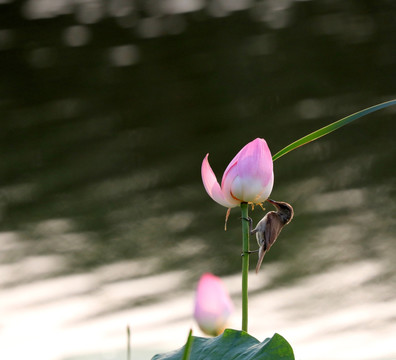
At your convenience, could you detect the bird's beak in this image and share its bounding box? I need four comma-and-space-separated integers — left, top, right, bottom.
266, 198, 280, 209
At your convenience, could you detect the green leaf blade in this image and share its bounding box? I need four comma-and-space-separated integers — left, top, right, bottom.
272, 99, 396, 161
152, 329, 294, 360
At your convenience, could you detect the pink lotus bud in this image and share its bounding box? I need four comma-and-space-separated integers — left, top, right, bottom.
201, 138, 274, 208
193, 273, 233, 336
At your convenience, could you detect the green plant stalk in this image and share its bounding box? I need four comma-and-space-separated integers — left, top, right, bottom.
241, 202, 249, 332
182, 329, 193, 360
127, 325, 131, 360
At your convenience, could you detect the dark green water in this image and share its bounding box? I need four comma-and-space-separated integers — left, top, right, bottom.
0, 1, 395, 359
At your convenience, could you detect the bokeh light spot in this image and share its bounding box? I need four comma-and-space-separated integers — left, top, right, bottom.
63, 25, 91, 47
108, 45, 140, 66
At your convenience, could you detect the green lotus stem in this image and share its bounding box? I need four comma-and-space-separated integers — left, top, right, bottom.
241, 202, 249, 332
182, 329, 193, 360
127, 325, 131, 360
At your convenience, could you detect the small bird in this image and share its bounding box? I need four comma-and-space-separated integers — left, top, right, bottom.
243, 199, 294, 273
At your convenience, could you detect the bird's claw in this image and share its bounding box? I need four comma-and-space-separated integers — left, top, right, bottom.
240, 249, 259, 257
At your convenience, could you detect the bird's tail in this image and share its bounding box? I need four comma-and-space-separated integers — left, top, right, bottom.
255, 246, 266, 273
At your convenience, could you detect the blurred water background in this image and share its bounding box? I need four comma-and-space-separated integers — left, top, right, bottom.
0, 0, 396, 359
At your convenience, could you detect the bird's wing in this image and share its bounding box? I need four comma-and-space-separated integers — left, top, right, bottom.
265, 212, 284, 250
255, 212, 283, 273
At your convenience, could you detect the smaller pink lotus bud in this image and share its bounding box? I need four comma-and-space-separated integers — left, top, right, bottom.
193, 273, 233, 336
